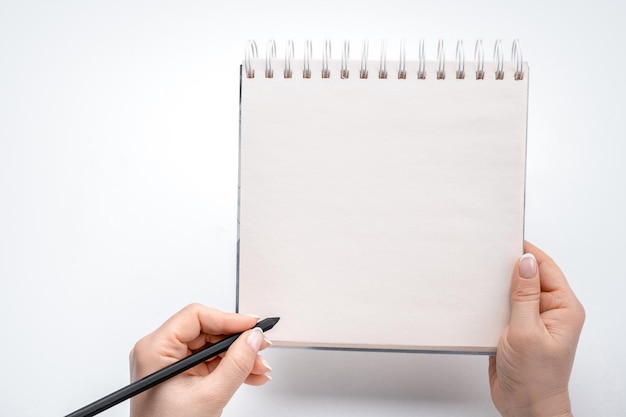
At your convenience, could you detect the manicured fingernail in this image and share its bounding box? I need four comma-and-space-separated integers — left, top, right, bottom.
264, 336, 273, 346
519, 253, 537, 279
244, 313, 261, 319
261, 356, 273, 371
247, 327, 263, 352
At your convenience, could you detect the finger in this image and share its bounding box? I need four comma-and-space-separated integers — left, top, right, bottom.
244, 373, 272, 386
203, 328, 265, 405
509, 252, 543, 329
540, 291, 560, 314
523, 241, 571, 293
259, 334, 273, 351
488, 355, 497, 388
155, 304, 259, 345
524, 241, 586, 335
187, 333, 210, 351
524, 241, 584, 312
188, 328, 272, 357
250, 355, 272, 375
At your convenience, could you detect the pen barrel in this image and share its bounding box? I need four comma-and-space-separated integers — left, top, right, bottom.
64, 318, 278, 417
64, 333, 240, 417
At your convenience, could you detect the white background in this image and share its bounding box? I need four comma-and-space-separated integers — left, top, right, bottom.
1, 1, 624, 416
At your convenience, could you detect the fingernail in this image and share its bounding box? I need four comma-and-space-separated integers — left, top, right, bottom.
247, 327, 263, 352
264, 336, 273, 346
519, 253, 537, 279
261, 356, 273, 372
243, 313, 261, 319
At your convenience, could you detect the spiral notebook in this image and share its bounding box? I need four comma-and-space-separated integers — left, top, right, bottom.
237, 39, 528, 354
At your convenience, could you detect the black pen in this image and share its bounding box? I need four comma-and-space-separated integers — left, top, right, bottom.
65, 317, 280, 417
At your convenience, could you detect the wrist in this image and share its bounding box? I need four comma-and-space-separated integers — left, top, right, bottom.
501, 410, 573, 417
529, 393, 572, 417
506, 412, 573, 417
500, 392, 572, 417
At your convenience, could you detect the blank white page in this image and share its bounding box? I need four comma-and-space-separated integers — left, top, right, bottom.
238, 58, 528, 353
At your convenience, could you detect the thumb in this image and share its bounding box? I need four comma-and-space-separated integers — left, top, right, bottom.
509, 253, 542, 328
206, 328, 263, 406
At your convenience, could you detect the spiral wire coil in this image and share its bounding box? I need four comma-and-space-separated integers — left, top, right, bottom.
245, 39, 525, 81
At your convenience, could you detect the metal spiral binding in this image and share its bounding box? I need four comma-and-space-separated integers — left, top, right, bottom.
494, 39, 504, 80
437, 39, 446, 80
398, 38, 407, 79
475, 39, 485, 80
341, 40, 350, 79
456, 40, 465, 79
418, 39, 426, 79
360, 40, 369, 79
244, 40, 258, 78
379, 39, 388, 79
303, 40, 312, 79
265, 40, 276, 78
512, 39, 524, 80
322, 40, 331, 79
245, 39, 525, 81
284, 40, 294, 79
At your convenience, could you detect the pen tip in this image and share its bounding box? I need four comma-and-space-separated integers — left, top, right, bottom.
258, 317, 280, 331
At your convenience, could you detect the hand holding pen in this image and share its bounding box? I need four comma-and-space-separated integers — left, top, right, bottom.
129, 304, 274, 417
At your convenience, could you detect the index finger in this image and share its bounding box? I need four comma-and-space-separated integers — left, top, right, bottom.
156, 304, 259, 345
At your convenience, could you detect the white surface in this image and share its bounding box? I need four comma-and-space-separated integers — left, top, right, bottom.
0, 1, 624, 416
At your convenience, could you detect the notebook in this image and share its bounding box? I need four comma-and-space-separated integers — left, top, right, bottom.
237, 39, 528, 354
